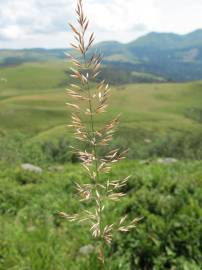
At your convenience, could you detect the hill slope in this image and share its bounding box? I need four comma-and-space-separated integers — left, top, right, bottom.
0, 61, 202, 134
0, 61, 202, 161
1, 30, 202, 81
103, 29, 202, 81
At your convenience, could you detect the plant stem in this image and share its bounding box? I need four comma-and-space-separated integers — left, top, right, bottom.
82, 44, 104, 262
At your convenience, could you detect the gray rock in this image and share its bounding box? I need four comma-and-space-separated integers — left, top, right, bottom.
144, 138, 152, 144
139, 159, 151, 165
48, 165, 63, 172
157, 158, 178, 164
79, 244, 94, 255
21, 163, 43, 173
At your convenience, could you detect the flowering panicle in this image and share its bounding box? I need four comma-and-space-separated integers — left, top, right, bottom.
59, 0, 141, 264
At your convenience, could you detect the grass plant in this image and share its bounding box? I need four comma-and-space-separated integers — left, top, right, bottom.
59, 0, 140, 265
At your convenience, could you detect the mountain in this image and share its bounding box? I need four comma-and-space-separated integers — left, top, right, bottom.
128, 29, 202, 49
0, 48, 66, 65
100, 29, 202, 81
1, 29, 202, 82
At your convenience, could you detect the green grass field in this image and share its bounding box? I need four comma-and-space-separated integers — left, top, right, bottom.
1, 61, 202, 136
1, 61, 202, 160
1, 160, 202, 270
0, 61, 202, 269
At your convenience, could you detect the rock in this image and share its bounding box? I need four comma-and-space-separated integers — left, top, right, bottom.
139, 159, 151, 165
144, 138, 152, 144
157, 158, 178, 164
21, 163, 43, 173
48, 165, 63, 172
79, 244, 94, 256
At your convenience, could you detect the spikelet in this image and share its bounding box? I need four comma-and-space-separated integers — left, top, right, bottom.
60, 0, 141, 265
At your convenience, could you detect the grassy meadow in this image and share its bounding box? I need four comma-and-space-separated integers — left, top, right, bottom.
1, 61, 202, 135
0, 61, 202, 269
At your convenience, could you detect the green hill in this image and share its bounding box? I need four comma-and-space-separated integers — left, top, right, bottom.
0, 62, 202, 162
1, 29, 202, 81
104, 29, 202, 81
128, 29, 202, 49
0, 61, 202, 135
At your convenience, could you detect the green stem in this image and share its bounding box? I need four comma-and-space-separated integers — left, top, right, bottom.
83, 52, 102, 233
79, 21, 105, 264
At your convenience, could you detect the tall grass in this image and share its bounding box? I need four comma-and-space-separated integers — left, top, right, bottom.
59, 0, 140, 266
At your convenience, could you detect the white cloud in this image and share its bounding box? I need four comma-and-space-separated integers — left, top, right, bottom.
86, 0, 158, 31
152, 0, 202, 33
0, 0, 201, 48
0, 25, 24, 40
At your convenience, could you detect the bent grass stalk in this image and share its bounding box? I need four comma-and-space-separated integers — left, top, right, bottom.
59, 0, 141, 265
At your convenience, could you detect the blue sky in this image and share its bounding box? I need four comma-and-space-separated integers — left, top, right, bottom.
0, 0, 201, 49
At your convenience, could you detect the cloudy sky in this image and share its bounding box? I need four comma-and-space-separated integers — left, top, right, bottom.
0, 0, 201, 49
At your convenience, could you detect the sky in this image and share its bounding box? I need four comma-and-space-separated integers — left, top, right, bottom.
0, 0, 202, 49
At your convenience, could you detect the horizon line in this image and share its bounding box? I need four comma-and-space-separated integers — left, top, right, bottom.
0, 28, 202, 50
